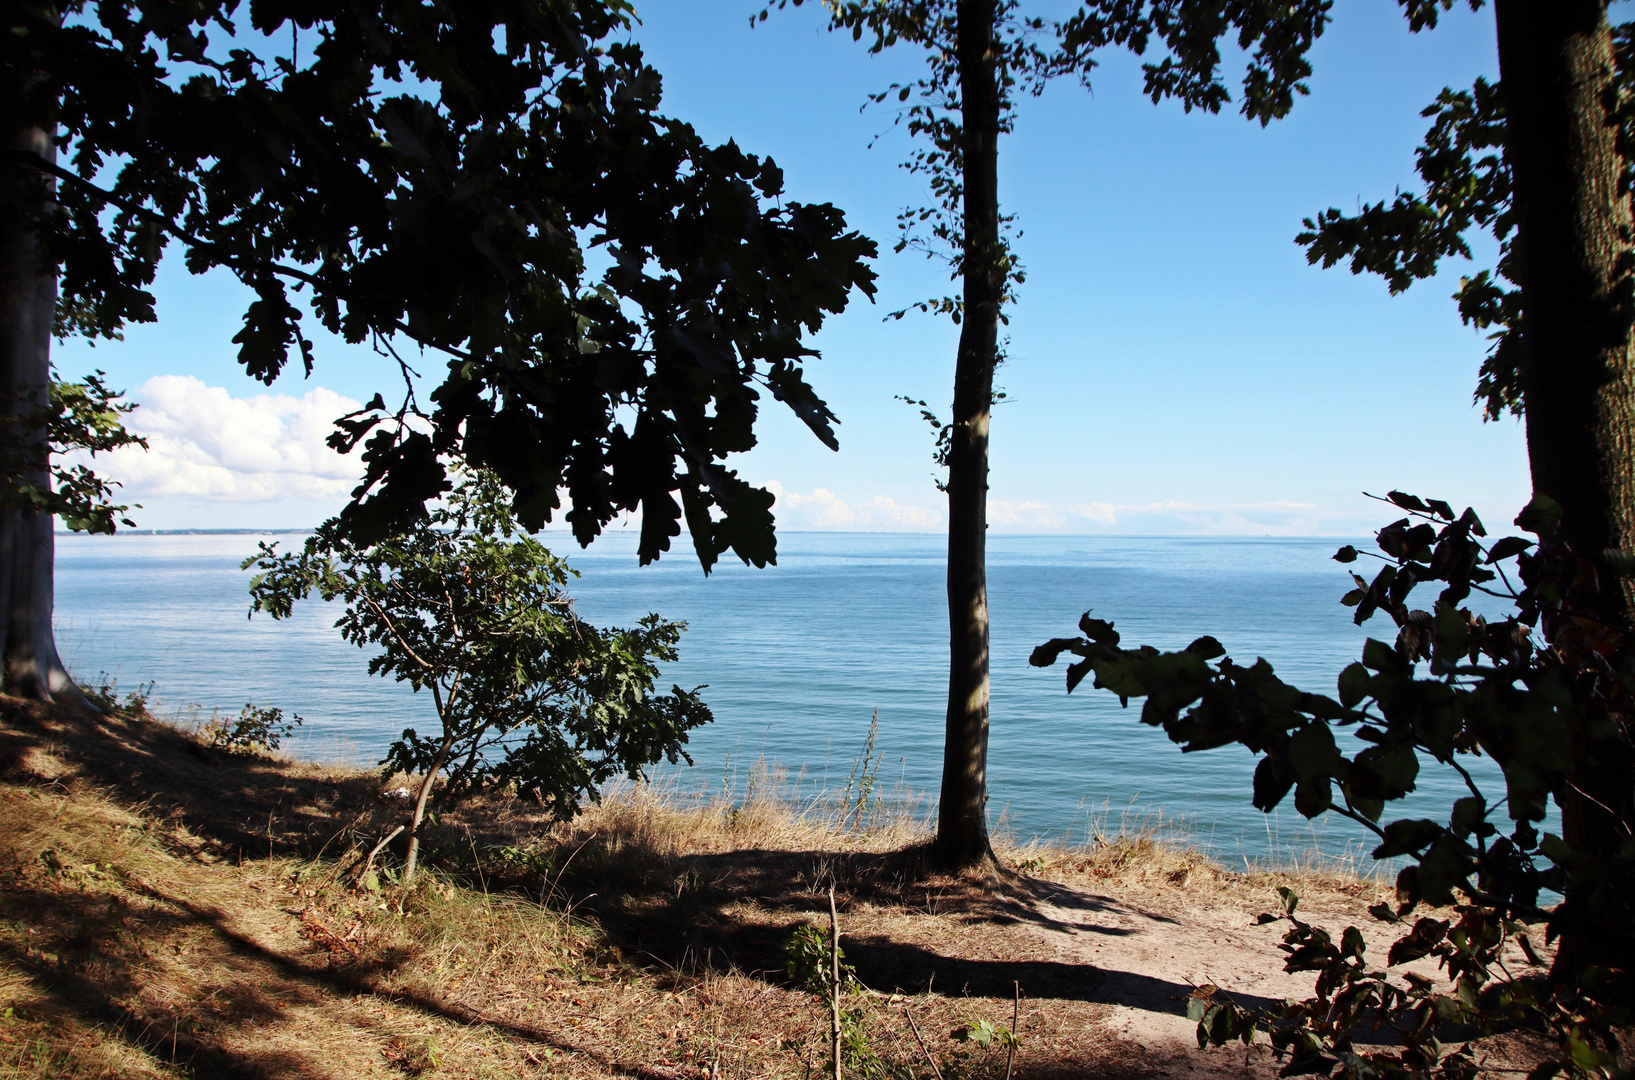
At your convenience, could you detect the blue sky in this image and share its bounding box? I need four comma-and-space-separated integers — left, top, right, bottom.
56, 0, 1531, 538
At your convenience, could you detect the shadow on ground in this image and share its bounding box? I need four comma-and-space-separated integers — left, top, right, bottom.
0, 695, 1275, 1079
0, 695, 1243, 1017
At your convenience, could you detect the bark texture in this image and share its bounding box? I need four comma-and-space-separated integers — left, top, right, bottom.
933, 0, 1003, 869
1494, 0, 1635, 977
0, 118, 77, 704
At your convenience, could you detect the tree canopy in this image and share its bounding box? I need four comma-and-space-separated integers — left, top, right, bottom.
4, 0, 878, 570
1297, 6, 1635, 423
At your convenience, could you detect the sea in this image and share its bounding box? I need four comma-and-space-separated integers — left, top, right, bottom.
52, 530, 1520, 868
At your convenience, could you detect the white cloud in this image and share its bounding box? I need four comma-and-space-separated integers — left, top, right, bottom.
82, 378, 1357, 537
1067, 502, 1119, 526
757, 484, 1350, 535
98, 376, 365, 502
990, 499, 1071, 529
1001, 497, 1334, 535
766, 483, 944, 531
1080, 499, 1329, 535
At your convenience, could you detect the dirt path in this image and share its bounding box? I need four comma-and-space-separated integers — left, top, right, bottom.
1008, 870, 1549, 1079
1016, 881, 1312, 1077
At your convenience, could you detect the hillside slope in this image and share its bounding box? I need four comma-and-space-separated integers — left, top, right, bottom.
0, 694, 1545, 1079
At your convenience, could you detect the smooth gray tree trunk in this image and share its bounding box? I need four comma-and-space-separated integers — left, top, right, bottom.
1, 118, 81, 705
401, 734, 455, 886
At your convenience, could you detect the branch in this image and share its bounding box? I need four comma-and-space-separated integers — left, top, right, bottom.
1331, 802, 1389, 842
905, 1008, 945, 1080
442, 661, 466, 721
1565, 782, 1632, 836
1458, 879, 1550, 925
356, 590, 438, 673
355, 824, 405, 882
1446, 756, 1486, 804
441, 582, 463, 649
11, 148, 321, 285
368, 329, 425, 415
6, 148, 479, 366
452, 721, 504, 783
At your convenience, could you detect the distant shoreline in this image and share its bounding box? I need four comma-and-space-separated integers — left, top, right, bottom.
59, 528, 1369, 540
55, 528, 317, 536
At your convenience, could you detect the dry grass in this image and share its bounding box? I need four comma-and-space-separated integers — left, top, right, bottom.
0, 691, 1414, 1080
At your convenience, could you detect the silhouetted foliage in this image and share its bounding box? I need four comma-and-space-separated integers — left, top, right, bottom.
1035, 492, 1635, 1076
5, 0, 877, 569
1296, 4, 1635, 422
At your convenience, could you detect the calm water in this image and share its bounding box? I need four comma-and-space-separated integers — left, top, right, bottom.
53, 531, 1512, 864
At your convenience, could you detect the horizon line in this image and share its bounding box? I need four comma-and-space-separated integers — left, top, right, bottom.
59, 527, 1372, 541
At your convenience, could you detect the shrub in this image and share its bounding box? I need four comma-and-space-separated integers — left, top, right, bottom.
198, 703, 302, 755
245, 469, 713, 884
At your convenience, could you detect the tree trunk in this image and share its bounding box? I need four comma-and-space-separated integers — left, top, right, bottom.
933, 0, 1003, 870
1493, 0, 1635, 978
402, 735, 455, 886
0, 113, 80, 705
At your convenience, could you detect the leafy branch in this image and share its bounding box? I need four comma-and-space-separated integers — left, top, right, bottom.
1034, 490, 1635, 1076
0, 371, 146, 533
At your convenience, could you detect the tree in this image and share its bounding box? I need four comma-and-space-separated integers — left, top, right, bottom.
1297, 0, 1635, 976
245, 471, 712, 885
760, 0, 1331, 868
0, 365, 144, 701
1, 0, 877, 700
1033, 493, 1635, 1074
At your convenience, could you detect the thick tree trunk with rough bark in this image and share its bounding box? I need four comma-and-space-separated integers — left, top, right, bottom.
1494, 0, 1635, 978
0, 118, 79, 705
933, 0, 1003, 870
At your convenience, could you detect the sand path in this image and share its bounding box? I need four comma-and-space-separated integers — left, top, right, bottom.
1010, 878, 1378, 1077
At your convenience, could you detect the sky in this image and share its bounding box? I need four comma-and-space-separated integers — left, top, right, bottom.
54, 0, 1531, 540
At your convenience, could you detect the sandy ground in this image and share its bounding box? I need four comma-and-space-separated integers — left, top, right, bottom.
1025, 883, 1303, 1076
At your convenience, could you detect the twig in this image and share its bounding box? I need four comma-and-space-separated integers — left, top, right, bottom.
467, 829, 490, 900
311, 809, 371, 867
905, 1007, 945, 1080
542, 837, 596, 908
1566, 782, 1632, 835
358, 825, 405, 882
830, 884, 842, 1080
1004, 981, 1020, 1080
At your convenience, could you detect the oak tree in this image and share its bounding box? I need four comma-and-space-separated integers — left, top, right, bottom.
246, 471, 712, 885
1, 0, 876, 700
